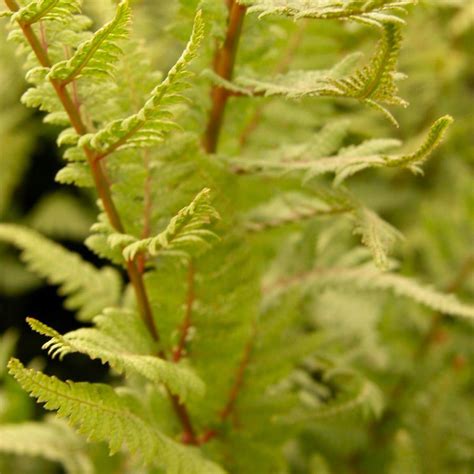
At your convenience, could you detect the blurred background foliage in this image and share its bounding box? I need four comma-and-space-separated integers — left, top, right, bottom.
0, 0, 473, 472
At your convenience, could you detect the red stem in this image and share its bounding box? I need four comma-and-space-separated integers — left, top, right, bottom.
173, 262, 195, 362
5, 1, 159, 342
202, 0, 247, 153
219, 326, 256, 422
4, 0, 201, 438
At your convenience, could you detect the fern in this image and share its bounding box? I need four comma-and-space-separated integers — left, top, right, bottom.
230, 115, 453, 184
79, 10, 205, 156
282, 375, 384, 423
121, 188, 220, 261
352, 207, 403, 270
269, 263, 474, 320
241, 0, 414, 26
48, 0, 131, 84
12, 0, 81, 25
2, 0, 473, 473
226, 22, 407, 124
27, 314, 205, 403
0, 420, 93, 474
8, 359, 224, 474
0, 224, 122, 320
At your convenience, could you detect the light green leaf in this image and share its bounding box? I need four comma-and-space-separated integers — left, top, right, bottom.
48, 1, 131, 84
122, 188, 220, 262
28, 313, 206, 403
0, 224, 122, 320
8, 359, 225, 473
0, 420, 93, 474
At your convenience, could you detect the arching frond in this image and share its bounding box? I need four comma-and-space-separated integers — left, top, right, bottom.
229, 116, 453, 185
8, 359, 225, 474
271, 264, 474, 320
48, 1, 131, 84
121, 188, 220, 262
79, 10, 205, 156
0, 224, 122, 320
12, 0, 81, 25
0, 420, 93, 474
242, 0, 414, 26
218, 23, 406, 124
28, 313, 205, 403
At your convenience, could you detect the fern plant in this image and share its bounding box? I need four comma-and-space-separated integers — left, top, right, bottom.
1, 0, 473, 472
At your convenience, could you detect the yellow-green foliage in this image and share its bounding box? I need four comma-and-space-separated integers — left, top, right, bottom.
0, 0, 472, 473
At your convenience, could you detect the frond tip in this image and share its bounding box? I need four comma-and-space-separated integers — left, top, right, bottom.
229, 116, 453, 185
12, 0, 81, 25
384, 115, 454, 174
80, 10, 205, 156
121, 188, 220, 262
27, 314, 206, 403
48, 0, 132, 84
217, 22, 407, 124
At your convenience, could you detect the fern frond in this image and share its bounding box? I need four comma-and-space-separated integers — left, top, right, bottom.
284, 378, 383, 422
0, 420, 93, 474
243, 191, 352, 232
121, 188, 220, 262
55, 162, 93, 187
276, 265, 474, 320
230, 116, 453, 185
384, 115, 454, 173
352, 207, 403, 270
27, 314, 205, 403
48, 1, 131, 84
0, 224, 122, 320
242, 0, 414, 26
8, 359, 224, 473
13, 0, 81, 25
80, 10, 205, 156
227, 22, 406, 123
329, 21, 407, 124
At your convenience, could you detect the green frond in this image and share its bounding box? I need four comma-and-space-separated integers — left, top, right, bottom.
55, 162, 93, 187
13, 0, 81, 25
7, 359, 224, 473
283, 378, 383, 423
230, 116, 452, 185
80, 10, 205, 155
48, 1, 131, 84
329, 21, 407, 123
0, 420, 93, 474
385, 115, 454, 173
0, 224, 122, 320
121, 188, 220, 262
27, 313, 205, 403
352, 207, 403, 270
279, 265, 474, 320
243, 192, 352, 232
242, 0, 414, 25
226, 22, 406, 123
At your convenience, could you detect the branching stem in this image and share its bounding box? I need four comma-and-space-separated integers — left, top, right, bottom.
5, 0, 159, 343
